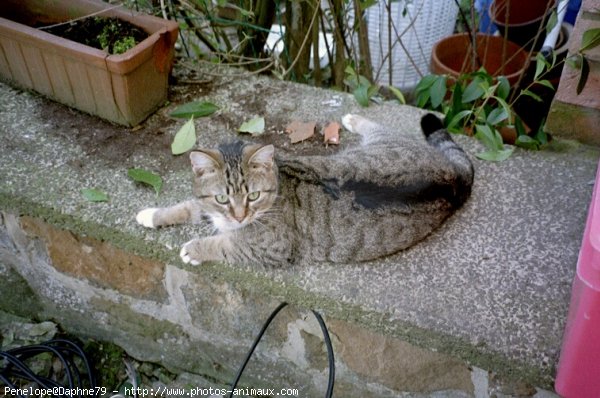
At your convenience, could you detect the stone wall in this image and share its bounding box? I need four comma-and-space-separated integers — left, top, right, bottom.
0, 212, 477, 397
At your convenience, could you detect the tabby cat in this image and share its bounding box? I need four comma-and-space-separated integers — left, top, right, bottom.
136, 113, 473, 267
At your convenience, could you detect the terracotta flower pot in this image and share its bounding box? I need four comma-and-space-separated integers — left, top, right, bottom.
0, 0, 179, 126
490, 0, 554, 50
430, 33, 529, 86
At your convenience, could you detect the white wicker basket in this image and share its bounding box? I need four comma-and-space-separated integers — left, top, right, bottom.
361, 0, 459, 91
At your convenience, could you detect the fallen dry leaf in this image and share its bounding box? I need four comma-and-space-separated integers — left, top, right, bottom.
286, 120, 316, 144
323, 122, 340, 145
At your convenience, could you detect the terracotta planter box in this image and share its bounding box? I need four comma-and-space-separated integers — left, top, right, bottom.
0, 0, 178, 126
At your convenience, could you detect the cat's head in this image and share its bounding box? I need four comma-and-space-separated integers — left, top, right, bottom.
189, 142, 278, 232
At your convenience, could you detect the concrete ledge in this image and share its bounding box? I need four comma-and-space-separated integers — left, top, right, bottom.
1, 67, 598, 395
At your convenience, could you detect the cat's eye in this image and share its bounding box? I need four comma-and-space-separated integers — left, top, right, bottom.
247, 191, 260, 201
215, 194, 229, 204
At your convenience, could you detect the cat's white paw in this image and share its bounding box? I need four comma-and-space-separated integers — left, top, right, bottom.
136, 208, 158, 228
341, 114, 358, 133
180, 241, 200, 265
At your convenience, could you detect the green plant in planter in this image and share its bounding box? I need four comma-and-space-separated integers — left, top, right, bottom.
414, 54, 556, 161
96, 17, 140, 55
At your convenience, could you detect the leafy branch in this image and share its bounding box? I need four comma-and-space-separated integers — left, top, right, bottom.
414, 60, 555, 161
566, 28, 600, 94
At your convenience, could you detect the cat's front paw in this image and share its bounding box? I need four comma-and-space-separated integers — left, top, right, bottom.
180, 240, 201, 265
136, 208, 159, 228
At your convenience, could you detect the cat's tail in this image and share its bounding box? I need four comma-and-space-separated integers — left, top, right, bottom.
421, 113, 474, 205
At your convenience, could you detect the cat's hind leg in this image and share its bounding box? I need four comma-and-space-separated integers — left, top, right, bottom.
341, 114, 381, 141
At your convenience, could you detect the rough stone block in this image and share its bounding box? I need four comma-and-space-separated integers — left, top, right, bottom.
581, 0, 600, 15
20, 216, 167, 301
329, 319, 473, 393
546, 101, 600, 144
546, 12, 600, 144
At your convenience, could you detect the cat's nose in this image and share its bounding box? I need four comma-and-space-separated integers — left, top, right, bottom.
232, 209, 246, 223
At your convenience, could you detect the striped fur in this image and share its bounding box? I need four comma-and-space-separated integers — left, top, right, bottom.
136, 113, 474, 267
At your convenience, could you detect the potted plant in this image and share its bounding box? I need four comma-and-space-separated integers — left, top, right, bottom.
414, 59, 554, 161
414, 0, 563, 161
430, 32, 529, 86
0, 0, 179, 126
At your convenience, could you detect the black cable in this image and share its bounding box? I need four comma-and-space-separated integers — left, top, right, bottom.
0, 339, 97, 398
228, 302, 335, 398
312, 310, 335, 397
228, 302, 289, 396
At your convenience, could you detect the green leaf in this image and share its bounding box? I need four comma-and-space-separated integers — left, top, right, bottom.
358, 0, 378, 11
81, 188, 108, 202
546, 10, 558, 36
515, 116, 527, 137
475, 124, 503, 151
476, 148, 514, 162
358, 75, 372, 88
128, 168, 163, 196
536, 79, 555, 90
581, 28, 600, 52
462, 78, 486, 103
353, 85, 370, 107
496, 76, 510, 100
367, 83, 379, 100
534, 52, 546, 80
566, 53, 583, 69
429, 75, 447, 109
387, 86, 406, 104
534, 122, 549, 145
447, 109, 473, 131
486, 107, 509, 125
170, 101, 219, 118
415, 74, 439, 94
171, 117, 196, 155
515, 135, 540, 150
343, 66, 359, 90
577, 56, 590, 95
449, 82, 464, 113
416, 90, 431, 108
238, 116, 266, 135
344, 64, 357, 77
491, 96, 513, 124
522, 89, 543, 102
484, 81, 499, 99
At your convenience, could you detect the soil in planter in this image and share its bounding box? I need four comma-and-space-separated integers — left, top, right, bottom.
42, 17, 148, 55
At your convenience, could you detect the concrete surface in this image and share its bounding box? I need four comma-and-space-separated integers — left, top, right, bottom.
0, 64, 598, 391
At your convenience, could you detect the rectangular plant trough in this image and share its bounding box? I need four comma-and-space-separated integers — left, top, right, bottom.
0, 0, 179, 126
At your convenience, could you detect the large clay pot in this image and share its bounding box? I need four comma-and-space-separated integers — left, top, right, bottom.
490, 0, 554, 50
430, 33, 529, 86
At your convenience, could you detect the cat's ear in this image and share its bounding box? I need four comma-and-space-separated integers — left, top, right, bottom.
247, 144, 275, 168
190, 150, 221, 176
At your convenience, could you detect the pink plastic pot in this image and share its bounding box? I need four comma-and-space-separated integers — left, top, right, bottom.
555, 160, 600, 397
